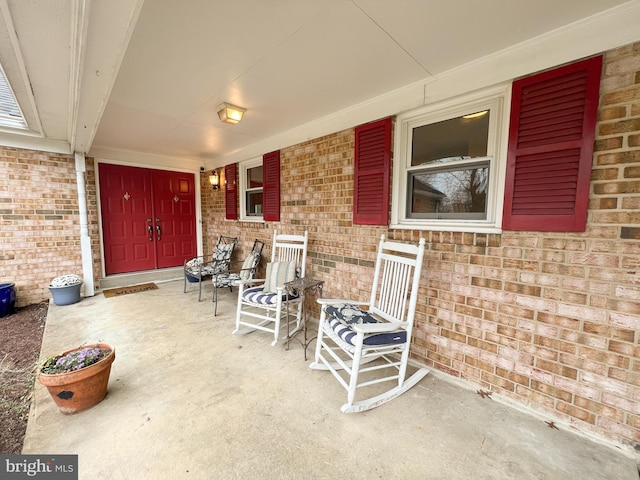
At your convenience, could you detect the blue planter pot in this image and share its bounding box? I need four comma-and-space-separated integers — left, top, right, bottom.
48, 283, 82, 306
0, 283, 16, 317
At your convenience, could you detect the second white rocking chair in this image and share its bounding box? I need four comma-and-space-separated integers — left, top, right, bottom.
310, 235, 427, 413
233, 230, 308, 346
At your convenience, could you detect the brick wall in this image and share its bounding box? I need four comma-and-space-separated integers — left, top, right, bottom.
0, 150, 99, 306
203, 43, 640, 449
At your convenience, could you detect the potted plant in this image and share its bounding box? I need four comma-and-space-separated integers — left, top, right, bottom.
38, 343, 115, 414
48, 274, 83, 306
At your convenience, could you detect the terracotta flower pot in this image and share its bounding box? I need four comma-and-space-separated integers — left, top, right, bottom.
38, 343, 115, 414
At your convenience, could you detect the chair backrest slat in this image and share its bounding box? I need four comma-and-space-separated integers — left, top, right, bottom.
369, 235, 425, 326
271, 230, 308, 278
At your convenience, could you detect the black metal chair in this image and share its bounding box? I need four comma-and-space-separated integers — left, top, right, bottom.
211, 239, 265, 316
183, 236, 237, 301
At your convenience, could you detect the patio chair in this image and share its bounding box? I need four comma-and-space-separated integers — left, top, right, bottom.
233, 230, 308, 346
211, 239, 265, 316
310, 235, 427, 413
183, 235, 237, 301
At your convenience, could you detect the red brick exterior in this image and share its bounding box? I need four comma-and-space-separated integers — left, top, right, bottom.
1, 42, 638, 449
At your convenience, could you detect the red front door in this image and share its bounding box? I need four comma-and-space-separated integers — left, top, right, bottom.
99, 164, 197, 275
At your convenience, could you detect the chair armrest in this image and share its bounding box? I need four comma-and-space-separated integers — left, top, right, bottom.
317, 298, 369, 306
352, 321, 409, 333
184, 254, 211, 267
235, 278, 265, 286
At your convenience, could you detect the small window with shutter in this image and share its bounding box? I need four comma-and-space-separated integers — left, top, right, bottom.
235, 151, 281, 222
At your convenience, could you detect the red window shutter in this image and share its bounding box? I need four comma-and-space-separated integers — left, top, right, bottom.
225, 163, 238, 220
263, 150, 280, 222
353, 117, 391, 225
502, 56, 602, 232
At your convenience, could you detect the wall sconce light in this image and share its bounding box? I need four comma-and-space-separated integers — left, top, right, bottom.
217, 102, 246, 125
209, 169, 220, 190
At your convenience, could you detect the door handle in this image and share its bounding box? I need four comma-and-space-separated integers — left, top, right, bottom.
156, 224, 161, 241
147, 223, 153, 242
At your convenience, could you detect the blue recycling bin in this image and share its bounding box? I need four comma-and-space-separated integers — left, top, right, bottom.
0, 283, 16, 317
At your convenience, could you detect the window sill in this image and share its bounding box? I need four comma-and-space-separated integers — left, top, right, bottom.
390, 221, 502, 234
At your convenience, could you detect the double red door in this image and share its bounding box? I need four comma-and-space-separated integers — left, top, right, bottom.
99, 164, 197, 275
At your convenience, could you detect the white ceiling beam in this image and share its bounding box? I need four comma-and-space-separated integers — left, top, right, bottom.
72, 0, 144, 154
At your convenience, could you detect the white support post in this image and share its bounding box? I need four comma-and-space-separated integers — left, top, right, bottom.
75, 152, 95, 297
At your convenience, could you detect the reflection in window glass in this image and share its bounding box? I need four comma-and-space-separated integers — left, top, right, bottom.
408, 163, 489, 219
246, 191, 263, 216
247, 166, 263, 188
245, 165, 263, 216
411, 111, 489, 167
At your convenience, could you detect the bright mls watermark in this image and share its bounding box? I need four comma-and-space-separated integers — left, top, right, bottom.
0, 455, 77, 479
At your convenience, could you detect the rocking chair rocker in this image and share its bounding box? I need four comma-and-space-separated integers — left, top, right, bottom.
233, 230, 308, 346
310, 235, 427, 413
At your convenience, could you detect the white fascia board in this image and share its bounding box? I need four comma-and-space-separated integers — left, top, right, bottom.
0, 132, 71, 154
72, 0, 145, 154
89, 146, 204, 173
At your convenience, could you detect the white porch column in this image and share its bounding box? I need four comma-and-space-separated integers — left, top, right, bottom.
75, 152, 95, 297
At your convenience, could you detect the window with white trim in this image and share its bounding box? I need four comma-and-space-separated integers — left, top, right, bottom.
392, 88, 508, 232
239, 157, 263, 221
0, 64, 27, 130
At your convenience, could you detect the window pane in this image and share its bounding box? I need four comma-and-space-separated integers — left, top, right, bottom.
411, 111, 489, 166
247, 166, 263, 188
408, 164, 489, 218
246, 191, 263, 216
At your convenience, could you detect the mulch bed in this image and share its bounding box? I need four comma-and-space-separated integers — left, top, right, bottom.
0, 301, 48, 454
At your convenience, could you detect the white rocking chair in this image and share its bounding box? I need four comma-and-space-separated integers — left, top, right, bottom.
233, 230, 308, 346
310, 235, 427, 413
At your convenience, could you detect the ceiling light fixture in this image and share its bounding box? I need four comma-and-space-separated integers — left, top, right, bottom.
216, 102, 246, 125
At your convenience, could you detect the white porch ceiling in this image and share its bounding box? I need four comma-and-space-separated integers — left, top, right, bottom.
0, 0, 639, 170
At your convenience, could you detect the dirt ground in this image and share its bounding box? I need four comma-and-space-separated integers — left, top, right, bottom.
0, 301, 48, 454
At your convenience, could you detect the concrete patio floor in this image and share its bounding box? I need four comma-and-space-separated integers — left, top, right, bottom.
23, 279, 638, 479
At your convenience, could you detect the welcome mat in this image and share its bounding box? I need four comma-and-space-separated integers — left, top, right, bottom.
103, 282, 159, 298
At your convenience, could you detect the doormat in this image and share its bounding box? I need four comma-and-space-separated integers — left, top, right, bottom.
103, 282, 159, 298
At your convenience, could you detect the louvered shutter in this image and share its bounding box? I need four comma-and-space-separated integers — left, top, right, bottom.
225, 163, 238, 220
502, 56, 602, 232
353, 117, 391, 225
263, 150, 280, 222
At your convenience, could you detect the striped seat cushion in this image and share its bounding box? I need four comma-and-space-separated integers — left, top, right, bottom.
325, 304, 407, 346
241, 286, 298, 306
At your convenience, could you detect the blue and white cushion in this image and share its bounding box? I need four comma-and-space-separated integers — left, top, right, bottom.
239, 251, 261, 281
324, 303, 407, 346
241, 286, 299, 305
212, 273, 241, 288
185, 257, 203, 278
